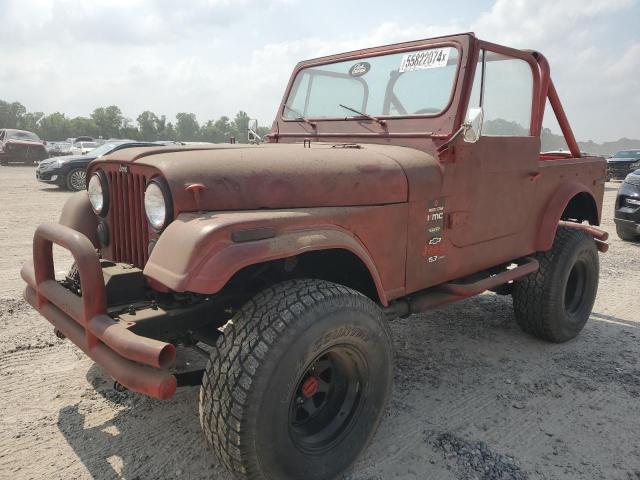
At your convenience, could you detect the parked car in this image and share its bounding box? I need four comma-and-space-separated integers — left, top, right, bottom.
0, 129, 48, 165
614, 169, 640, 241
607, 150, 640, 180
70, 141, 99, 156
36, 140, 163, 191
45, 141, 72, 157
22, 33, 608, 480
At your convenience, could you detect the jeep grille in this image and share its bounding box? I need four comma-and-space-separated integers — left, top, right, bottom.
107, 169, 149, 268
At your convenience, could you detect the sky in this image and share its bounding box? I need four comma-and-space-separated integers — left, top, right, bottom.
0, 0, 638, 142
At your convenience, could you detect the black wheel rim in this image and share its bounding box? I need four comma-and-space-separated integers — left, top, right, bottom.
564, 259, 588, 316
288, 346, 367, 454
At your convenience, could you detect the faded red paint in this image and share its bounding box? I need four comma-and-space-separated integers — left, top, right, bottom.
22, 33, 606, 399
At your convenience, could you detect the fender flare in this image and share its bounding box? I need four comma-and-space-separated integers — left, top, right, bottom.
535, 181, 599, 251
59, 191, 99, 248
143, 213, 389, 305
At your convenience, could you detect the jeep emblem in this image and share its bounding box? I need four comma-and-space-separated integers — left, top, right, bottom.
119, 164, 128, 174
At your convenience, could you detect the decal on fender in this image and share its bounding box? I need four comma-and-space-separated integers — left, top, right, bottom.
424, 197, 446, 263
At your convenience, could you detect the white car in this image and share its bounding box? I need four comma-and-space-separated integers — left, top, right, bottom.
69, 141, 98, 155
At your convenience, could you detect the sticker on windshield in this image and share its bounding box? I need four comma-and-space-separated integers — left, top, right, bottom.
399, 48, 450, 72
349, 62, 370, 77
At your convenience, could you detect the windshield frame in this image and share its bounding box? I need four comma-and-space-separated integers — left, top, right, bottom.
280, 40, 463, 124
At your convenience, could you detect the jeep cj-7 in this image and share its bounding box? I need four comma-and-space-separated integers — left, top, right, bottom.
22, 33, 608, 480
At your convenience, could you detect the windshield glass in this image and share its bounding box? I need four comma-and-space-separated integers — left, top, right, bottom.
8, 130, 40, 142
283, 46, 459, 120
612, 150, 640, 158
85, 143, 120, 156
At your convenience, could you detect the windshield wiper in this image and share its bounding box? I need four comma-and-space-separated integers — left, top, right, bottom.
338, 104, 386, 127
283, 105, 316, 127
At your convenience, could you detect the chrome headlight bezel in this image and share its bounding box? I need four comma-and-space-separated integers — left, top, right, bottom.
144, 177, 173, 231
88, 170, 109, 217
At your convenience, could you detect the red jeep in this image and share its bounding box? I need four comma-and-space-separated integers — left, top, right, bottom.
22, 33, 607, 480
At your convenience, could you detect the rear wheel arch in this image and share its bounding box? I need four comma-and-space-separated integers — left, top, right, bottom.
561, 191, 599, 225
536, 183, 600, 251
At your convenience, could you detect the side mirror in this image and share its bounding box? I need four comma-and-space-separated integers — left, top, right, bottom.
463, 107, 483, 143
247, 118, 262, 144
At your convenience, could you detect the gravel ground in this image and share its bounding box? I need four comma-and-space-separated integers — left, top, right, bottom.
0, 166, 638, 479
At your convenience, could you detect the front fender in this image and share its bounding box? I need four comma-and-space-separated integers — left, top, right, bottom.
59, 191, 99, 248
143, 210, 390, 305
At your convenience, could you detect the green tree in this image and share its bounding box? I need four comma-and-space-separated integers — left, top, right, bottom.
161, 121, 177, 141
18, 111, 44, 135
0, 100, 26, 128
200, 116, 232, 143
120, 117, 141, 140
0, 98, 274, 144
231, 111, 251, 143
202, 115, 232, 143
175, 112, 200, 141
68, 116, 99, 138
91, 106, 124, 139
38, 112, 70, 140
137, 110, 160, 141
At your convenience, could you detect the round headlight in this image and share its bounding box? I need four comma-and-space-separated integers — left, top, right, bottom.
88, 171, 108, 217
144, 179, 172, 230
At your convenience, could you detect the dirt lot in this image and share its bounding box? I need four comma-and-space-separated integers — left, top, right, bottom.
1, 166, 639, 480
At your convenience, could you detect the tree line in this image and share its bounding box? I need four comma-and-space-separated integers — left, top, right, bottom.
0, 100, 270, 143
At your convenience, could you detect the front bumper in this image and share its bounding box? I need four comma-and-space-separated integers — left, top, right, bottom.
614, 181, 640, 228
608, 162, 638, 179
36, 165, 63, 184
21, 223, 177, 400
614, 217, 640, 233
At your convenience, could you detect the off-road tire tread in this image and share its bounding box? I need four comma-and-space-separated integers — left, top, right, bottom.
199, 278, 390, 479
512, 226, 596, 342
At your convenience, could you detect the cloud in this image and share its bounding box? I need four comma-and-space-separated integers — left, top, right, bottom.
470, 0, 640, 141
0, 0, 637, 142
473, 0, 633, 46
0, 0, 285, 46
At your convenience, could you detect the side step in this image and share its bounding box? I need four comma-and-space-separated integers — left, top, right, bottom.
384, 257, 539, 319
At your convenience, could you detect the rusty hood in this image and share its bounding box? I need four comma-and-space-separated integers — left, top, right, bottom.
97, 143, 439, 212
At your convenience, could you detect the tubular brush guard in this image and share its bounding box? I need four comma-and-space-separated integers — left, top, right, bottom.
21, 223, 177, 400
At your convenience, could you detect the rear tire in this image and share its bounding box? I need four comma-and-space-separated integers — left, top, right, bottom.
199, 279, 394, 480
512, 226, 599, 342
65, 168, 87, 191
616, 224, 639, 242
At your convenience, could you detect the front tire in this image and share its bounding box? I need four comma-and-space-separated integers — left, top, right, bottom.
616, 224, 639, 242
65, 167, 87, 191
199, 279, 394, 480
512, 226, 599, 342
